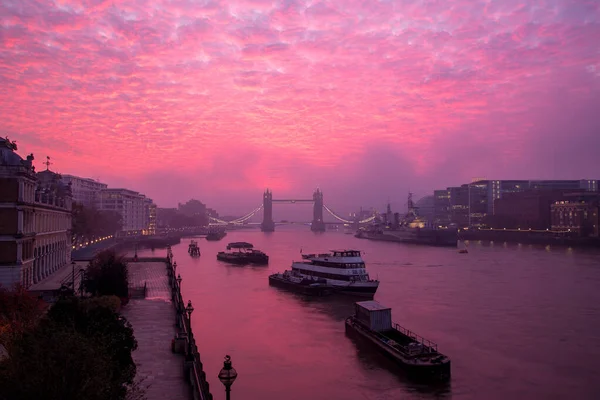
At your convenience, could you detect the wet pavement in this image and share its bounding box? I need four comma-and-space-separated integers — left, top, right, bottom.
122, 261, 191, 400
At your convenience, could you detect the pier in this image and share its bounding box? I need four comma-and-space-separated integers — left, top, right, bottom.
121, 251, 212, 400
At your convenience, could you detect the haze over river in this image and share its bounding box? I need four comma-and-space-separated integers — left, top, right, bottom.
137, 227, 600, 400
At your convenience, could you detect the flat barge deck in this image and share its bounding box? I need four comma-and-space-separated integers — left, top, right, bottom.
345, 301, 451, 381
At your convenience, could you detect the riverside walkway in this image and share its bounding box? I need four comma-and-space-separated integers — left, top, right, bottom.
122, 261, 192, 400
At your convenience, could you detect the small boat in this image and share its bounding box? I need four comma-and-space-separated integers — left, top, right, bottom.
206, 230, 227, 241
188, 240, 200, 257
269, 271, 332, 296
346, 301, 451, 381
458, 240, 468, 254
217, 242, 269, 265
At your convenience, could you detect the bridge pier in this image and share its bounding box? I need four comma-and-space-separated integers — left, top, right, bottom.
261, 189, 275, 232
311, 189, 326, 232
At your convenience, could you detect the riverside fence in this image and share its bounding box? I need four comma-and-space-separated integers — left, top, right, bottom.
165, 248, 213, 400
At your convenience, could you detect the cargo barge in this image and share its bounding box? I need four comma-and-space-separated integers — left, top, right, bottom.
345, 301, 451, 381
268, 271, 332, 296
217, 242, 269, 265
206, 230, 227, 241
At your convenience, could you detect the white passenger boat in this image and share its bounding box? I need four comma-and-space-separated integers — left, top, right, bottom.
289, 250, 379, 297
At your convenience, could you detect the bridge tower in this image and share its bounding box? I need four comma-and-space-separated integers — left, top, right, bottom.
311, 188, 326, 232
352, 215, 360, 231
261, 189, 275, 232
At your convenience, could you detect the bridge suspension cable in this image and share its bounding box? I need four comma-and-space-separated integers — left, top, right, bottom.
323, 204, 375, 224
209, 205, 264, 225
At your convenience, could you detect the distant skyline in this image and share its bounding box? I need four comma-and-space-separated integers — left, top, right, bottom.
2, 0, 599, 215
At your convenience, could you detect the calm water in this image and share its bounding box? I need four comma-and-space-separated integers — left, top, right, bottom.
138, 228, 600, 400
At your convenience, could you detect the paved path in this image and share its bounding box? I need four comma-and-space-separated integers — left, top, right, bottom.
71, 238, 118, 261
122, 262, 191, 400
28, 261, 88, 291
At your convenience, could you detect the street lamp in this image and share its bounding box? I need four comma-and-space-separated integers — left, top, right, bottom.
218, 355, 238, 400
176, 274, 182, 290
173, 261, 177, 274
185, 300, 194, 358
79, 268, 85, 298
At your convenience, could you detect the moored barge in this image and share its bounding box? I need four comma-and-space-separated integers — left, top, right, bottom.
269, 271, 332, 296
188, 240, 201, 257
345, 301, 451, 381
217, 242, 269, 265
206, 230, 227, 241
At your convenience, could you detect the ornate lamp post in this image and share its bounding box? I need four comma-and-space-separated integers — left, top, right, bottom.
176, 274, 182, 290
218, 355, 238, 400
185, 300, 194, 359
79, 268, 85, 298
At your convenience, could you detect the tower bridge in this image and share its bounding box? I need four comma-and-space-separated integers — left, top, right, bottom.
208, 189, 376, 231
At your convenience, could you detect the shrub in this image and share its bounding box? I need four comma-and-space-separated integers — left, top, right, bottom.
0, 320, 114, 400
85, 250, 129, 298
82, 295, 122, 313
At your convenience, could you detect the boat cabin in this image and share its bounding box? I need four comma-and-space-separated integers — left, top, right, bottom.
332, 250, 361, 258
226, 242, 254, 250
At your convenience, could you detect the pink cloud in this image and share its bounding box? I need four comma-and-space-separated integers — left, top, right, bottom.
1, 0, 599, 214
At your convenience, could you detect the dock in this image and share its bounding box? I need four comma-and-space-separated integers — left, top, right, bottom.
122, 261, 192, 399
121, 254, 213, 400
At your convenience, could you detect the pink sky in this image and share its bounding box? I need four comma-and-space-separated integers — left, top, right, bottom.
1, 0, 599, 215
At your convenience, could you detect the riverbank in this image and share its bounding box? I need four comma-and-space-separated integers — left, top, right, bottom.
461, 229, 600, 248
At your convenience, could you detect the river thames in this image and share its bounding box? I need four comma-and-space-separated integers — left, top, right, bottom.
138, 227, 600, 400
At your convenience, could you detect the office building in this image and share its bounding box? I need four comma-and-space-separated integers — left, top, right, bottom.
60, 174, 107, 207
433, 190, 451, 226
98, 189, 155, 235
434, 179, 600, 228
145, 198, 157, 235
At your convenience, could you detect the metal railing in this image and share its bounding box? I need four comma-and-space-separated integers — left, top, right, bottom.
393, 323, 438, 352
59, 268, 85, 292
167, 252, 213, 400
353, 320, 438, 356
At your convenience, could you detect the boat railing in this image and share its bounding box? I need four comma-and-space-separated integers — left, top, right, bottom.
393, 323, 438, 353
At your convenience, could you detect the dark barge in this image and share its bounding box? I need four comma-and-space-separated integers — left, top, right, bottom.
217, 242, 269, 265
268, 272, 332, 296
345, 301, 451, 381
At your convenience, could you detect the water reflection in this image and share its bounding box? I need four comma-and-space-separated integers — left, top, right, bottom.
347, 334, 453, 398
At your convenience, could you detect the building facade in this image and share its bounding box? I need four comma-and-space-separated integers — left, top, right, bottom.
530, 180, 598, 192
550, 193, 600, 237
98, 188, 155, 235
145, 198, 157, 235
434, 179, 600, 228
60, 174, 107, 207
433, 190, 451, 226
488, 180, 530, 214
491, 190, 575, 229
0, 138, 72, 289
415, 195, 435, 222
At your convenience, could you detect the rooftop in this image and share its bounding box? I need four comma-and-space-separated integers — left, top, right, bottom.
356, 301, 391, 311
